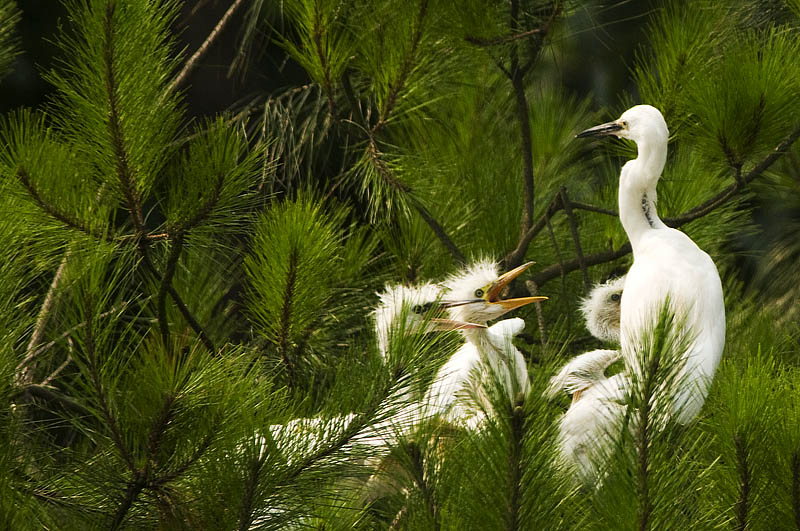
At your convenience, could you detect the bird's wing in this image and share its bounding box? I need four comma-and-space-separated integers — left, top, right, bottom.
546, 349, 621, 398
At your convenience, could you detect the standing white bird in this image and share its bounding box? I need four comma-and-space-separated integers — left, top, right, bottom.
578, 105, 726, 424
423, 260, 547, 429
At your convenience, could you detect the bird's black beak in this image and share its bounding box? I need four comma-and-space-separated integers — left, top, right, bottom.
576, 120, 624, 138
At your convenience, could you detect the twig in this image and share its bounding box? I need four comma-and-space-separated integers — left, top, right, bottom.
412, 199, 466, 264
165, 0, 247, 97
560, 187, 590, 291
507, 0, 536, 236
530, 242, 632, 287
157, 234, 184, 352
504, 193, 563, 270
40, 354, 72, 387
19, 302, 129, 366
465, 27, 545, 47
18, 252, 70, 385
544, 213, 568, 312
525, 281, 548, 352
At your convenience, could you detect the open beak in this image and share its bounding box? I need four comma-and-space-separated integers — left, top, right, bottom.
486, 261, 548, 312
576, 120, 624, 138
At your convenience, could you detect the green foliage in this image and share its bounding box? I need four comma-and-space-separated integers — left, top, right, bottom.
2, 0, 800, 528
0, 0, 20, 80
245, 195, 378, 386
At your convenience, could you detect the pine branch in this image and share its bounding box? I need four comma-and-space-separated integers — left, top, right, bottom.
103, 2, 144, 233
733, 433, 750, 531
16, 168, 112, 242
110, 472, 146, 531
366, 137, 466, 263
84, 296, 135, 473
311, 3, 335, 114
372, 0, 429, 133
506, 399, 525, 531
792, 450, 800, 530
278, 247, 299, 384
14, 383, 91, 417
157, 234, 184, 351
165, 0, 247, 97
408, 441, 439, 530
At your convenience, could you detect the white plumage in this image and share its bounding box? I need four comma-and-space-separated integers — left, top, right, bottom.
578, 104, 726, 424
423, 260, 544, 429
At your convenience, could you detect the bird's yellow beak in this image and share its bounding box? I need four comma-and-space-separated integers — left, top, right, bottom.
429, 318, 487, 331
576, 120, 624, 138
485, 261, 548, 311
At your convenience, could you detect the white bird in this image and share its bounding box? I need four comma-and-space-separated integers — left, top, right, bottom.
423, 260, 547, 429
547, 277, 627, 482
578, 105, 726, 424
580, 275, 625, 344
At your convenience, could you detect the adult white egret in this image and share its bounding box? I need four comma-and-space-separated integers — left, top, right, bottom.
423, 260, 547, 429
577, 105, 725, 424
547, 277, 626, 482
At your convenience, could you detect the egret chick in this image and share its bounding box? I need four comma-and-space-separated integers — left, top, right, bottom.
548, 278, 627, 482
424, 260, 547, 429
578, 105, 725, 424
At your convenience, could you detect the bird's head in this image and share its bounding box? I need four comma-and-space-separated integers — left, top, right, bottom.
580, 276, 625, 344
373, 283, 486, 358
439, 260, 547, 325
577, 105, 668, 147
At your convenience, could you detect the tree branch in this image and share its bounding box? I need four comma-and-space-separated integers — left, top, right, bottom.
165, 0, 247, 97
16, 169, 112, 242
103, 2, 144, 233
560, 187, 590, 291
372, 0, 429, 134
157, 234, 184, 351
465, 27, 544, 47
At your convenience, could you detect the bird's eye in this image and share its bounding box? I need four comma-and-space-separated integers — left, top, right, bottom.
620, 120, 628, 128
474, 289, 484, 298
610, 293, 621, 302
413, 302, 433, 314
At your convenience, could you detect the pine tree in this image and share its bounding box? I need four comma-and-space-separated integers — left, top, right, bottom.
1, 0, 799, 529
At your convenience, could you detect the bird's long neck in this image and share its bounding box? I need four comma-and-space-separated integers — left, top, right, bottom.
619, 137, 667, 251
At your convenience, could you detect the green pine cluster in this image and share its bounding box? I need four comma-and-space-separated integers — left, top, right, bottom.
1, 0, 799, 529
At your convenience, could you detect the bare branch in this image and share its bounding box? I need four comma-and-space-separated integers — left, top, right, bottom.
17, 252, 70, 385
560, 187, 590, 291
465, 27, 544, 47
165, 0, 247, 97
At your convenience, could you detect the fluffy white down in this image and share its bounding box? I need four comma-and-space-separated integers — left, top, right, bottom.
373, 282, 441, 359
556, 373, 627, 483
579, 276, 625, 344
423, 318, 530, 430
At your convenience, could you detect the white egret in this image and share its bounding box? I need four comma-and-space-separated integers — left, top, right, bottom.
548, 277, 627, 482
578, 105, 725, 424
423, 260, 547, 429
